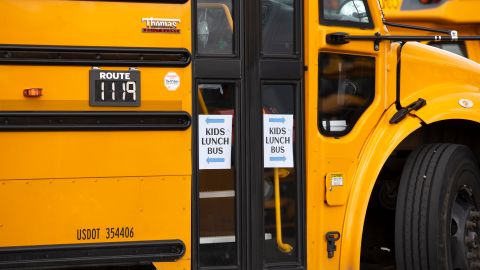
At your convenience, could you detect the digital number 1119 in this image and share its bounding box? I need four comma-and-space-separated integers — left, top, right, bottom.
100, 81, 136, 101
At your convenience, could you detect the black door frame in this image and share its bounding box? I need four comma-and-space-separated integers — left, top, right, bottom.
192, 0, 305, 267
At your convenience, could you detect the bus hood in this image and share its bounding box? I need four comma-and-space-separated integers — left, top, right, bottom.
396, 42, 480, 107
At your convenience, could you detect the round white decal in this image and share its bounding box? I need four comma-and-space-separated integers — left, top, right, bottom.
164, 72, 180, 91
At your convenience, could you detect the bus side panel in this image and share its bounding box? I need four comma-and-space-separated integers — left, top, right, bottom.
0, 131, 191, 179
0, 0, 190, 48
0, 0, 193, 262
0, 175, 190, 255
0, 66, 189, 112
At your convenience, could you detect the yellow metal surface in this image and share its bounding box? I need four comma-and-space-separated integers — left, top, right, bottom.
0, 176, 190, 249
306, 0, 480, 268
383, 0, 480, 24
340, 104, 423, 269
4, 0, 480, 269
333, 25, 480, 270
399, 42, 480, 105
0, 0, 191, 47
398, 42, 480, 125
0, 66, 189, 111
0, 131, 191, 180
305, 0, 390, 268
154, 260, 191, 270
382, 0, 480, 63
335, 40, 480, 269
379, 0, 401, 11
0, 1, 192, 268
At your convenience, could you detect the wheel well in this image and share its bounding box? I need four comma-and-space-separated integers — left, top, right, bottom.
360, 119, 480, 269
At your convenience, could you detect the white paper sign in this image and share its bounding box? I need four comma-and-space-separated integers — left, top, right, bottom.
263, 114, 294, 168
199, 114, 233, 170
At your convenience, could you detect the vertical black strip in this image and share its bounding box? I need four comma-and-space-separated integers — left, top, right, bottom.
396, 42, 406, 110
244, 0, 262, 269
191, 0, 199, 269
238, 2, 248, 270
191, 79, 199, 270
297, 79, 307, 269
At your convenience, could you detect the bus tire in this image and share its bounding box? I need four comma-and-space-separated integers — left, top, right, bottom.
395, 143, 480, 270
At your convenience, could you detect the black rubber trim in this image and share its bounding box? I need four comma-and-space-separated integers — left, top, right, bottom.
0, 240, 185, 269
0, 111, 191, 131
0, 45, 191, 67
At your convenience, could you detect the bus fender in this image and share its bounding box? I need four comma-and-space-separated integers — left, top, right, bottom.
338, 103, 422, 269
340, 88, 480, 269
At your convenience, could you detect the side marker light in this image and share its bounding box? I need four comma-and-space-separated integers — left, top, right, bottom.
23, 88, 43, 97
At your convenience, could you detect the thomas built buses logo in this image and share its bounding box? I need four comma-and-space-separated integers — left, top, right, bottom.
142, 18, 181, 33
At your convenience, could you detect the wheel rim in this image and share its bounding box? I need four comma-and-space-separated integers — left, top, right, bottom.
451, 185, 480, 270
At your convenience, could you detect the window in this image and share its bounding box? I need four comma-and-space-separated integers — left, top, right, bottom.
428, 41, 468, 58
197, 83, 237, 266
320, 0, 373, 28
318, 53, 375, 136
262, 84, 300, 263
262, 0, 295, 55
197, 0, 234, 55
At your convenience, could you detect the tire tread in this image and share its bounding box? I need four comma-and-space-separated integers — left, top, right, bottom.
396, 144, 461, 270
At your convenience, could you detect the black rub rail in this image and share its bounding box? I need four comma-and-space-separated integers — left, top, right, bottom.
0, 45, 191, 67
0, 111, 191, 131
0, 240, 185, 269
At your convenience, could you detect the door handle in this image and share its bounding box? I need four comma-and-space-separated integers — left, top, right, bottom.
274, 168, 293, 253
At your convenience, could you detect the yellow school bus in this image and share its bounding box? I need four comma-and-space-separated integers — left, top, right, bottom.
1, 0, 480, 269
381, 0, 480, 61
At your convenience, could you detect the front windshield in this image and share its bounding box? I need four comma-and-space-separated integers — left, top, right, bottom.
321, 0, 372, 26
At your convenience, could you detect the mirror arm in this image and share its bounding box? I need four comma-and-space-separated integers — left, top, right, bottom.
326, 32, 480, 51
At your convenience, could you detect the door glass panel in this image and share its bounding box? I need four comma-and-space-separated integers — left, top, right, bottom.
318, 53, 375, 137
262, 84, 298, 263
262, 0, 295, 55
197, 0, 234, 55
197, 83, 237, 266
